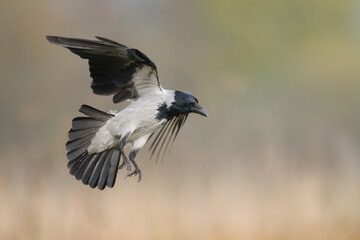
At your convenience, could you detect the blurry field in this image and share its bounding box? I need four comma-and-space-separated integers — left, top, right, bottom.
1, 0, 360, 239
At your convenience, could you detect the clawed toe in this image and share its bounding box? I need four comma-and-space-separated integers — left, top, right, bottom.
119, 155, 132, 173
126, 161, 131, 173
126, 169, 142, 182
118, 161, 126, 169
137, 171, 142, 182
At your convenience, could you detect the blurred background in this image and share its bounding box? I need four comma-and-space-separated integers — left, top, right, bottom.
1, 0, 359, 239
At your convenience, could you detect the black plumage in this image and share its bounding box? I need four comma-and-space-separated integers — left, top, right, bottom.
64, 104, 122, 189
47, 36, 208, 190
106, 149, 121, 188
46, 36, 159, 103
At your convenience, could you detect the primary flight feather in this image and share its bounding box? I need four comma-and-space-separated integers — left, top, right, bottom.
46, 36, 208, 190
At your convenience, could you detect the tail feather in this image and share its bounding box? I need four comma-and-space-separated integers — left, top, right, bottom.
66, 105, 121, 190
106, 149, 121, 188
74, 155, 92, 180
69, 159, 82, 176
98, 150, 113, 190
82, 154, 100, 185
66, 136, 92, 152
71, 117, 105, 130
67, 143, 91, 161
89, 151, 108, 188
68, 151, 87, 174
79, 104, 114, 121
68, 128, 98, 141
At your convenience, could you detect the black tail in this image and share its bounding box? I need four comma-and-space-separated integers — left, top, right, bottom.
66, 105, 121, 190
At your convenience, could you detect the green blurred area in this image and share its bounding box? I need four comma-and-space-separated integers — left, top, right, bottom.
0, 0, 359, 239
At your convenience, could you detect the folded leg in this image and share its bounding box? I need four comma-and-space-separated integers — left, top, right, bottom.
118, 133, 132, 174
127, 149, 142, 182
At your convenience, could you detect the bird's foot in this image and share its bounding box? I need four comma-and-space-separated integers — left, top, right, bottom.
119, 154, 132, 174
118, 134, 131, 173
119, 158, 131, 172
126, 167, 142, 182
118, 160, 126, 169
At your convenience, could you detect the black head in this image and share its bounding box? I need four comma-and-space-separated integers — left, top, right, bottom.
152, 91, 208, 158
171, 91, 208, 117
156, 91, 208, 120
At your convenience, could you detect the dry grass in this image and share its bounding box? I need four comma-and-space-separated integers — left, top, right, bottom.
1, 1, 360, 239
1, 136, 359, 240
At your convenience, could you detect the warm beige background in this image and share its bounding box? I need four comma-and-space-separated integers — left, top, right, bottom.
1, 0, 359, 239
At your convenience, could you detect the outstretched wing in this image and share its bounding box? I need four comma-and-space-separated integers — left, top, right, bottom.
46, 36, 161, 103
149, 113, 189, 161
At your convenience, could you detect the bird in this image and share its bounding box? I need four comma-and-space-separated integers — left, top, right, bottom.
46, 36, 208, 190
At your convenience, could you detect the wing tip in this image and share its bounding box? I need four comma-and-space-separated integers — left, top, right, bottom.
46, 35, 61, 44
95, 36, 127, 47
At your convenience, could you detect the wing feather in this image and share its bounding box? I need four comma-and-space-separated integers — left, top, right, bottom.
46, 36, 161, 103
149, 114, 189, 161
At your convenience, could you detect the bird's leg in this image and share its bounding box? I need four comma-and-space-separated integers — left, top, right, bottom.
118, 134, 132, 174
118, 155, 125, 169
127, 149, 142, 182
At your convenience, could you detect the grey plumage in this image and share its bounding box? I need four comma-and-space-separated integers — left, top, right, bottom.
98, 149, 113, 190
46, 36, 208, 190
106, 149, 121, 188
66, 144, 89, 162
89, 151, 108, 188
71, 117, 105, 130
66, 136, 92, 152
74, 154, 91, 180
79, 104, 113, 121
65, 104, 120, 189
68, 128, 98, 141
82, 154, 100, 185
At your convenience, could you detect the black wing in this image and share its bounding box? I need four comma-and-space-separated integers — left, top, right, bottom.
149, 113, 189, 161
46, 36, 161, 103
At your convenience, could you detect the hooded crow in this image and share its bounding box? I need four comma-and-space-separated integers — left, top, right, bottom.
46, 36, 208, 190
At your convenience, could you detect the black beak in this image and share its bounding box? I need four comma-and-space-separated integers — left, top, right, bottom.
190, 103, 208, 117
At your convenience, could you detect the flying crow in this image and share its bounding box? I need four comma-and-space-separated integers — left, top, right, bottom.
46, 36, 208, 190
